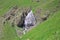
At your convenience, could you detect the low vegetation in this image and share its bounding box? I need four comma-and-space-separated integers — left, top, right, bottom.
0, 0, 60, 40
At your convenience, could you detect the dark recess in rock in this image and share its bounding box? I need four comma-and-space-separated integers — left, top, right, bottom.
17, 11, 28, 28
36, 0, 40, 2
10, 13, 15, 16
42, 13, 50, 21
42, 17, 47, 21
3, 21, 5, 24
6, 16, 11, 21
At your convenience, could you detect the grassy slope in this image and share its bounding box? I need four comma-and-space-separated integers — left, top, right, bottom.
0, 0, 60, 40
0, 0, 52, 40
21, 11, 60, 40
2, 22, 20, 40
0, 0, 52, 16
21, 0, 60, 40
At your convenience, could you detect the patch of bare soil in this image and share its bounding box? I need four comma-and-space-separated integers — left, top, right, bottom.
34, 8, 50, 24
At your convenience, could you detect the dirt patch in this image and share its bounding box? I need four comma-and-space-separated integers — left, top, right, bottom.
34, 8, 50, 23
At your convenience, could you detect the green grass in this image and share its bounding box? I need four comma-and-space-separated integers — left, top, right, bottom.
21, 10, 60, 40
0, 0, 60, 40
21, 0, 60, 40
2, 22, 20, 40
0, 0, 53, 16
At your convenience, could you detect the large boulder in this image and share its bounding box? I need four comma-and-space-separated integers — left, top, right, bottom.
24, 10, 36, 27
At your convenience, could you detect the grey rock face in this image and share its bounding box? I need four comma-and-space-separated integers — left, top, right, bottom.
24, 10, 36, 28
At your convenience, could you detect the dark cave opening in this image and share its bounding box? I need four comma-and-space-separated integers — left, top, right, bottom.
16, 10, 36, 28
17, 20, 25, 28
16, 11, 28, 28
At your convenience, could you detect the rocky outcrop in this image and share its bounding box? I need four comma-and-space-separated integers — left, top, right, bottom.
17, 10, 28, 28
2, 6, 32, 28
24, 10, 36, 28
2, 6, 50, 36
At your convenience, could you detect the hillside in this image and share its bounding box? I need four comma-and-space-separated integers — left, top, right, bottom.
21, 0, 60, 40
0, 0, 60, 40
21, 10, 60, 40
